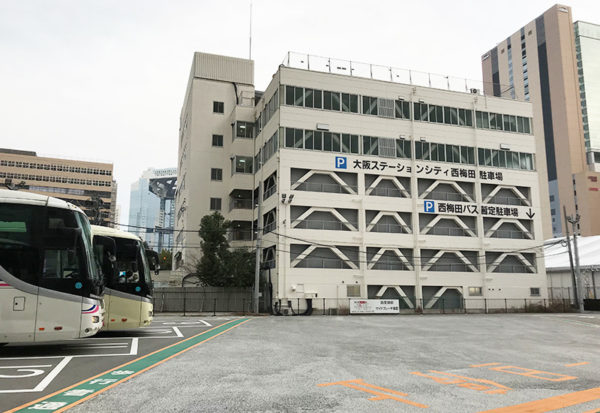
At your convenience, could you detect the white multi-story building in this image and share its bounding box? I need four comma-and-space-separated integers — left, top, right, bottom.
175, 52, 549, 311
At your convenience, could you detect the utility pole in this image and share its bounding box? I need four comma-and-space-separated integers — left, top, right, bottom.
563, 205, 578, 308
566, 212, 584, 312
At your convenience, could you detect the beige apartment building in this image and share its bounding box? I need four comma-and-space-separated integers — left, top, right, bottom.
0, 148, 117, 225
482, 4, 600, 238
175, 52, 549, 312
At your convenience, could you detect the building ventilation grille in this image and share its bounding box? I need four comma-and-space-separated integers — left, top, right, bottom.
379, 138, 396, 158
377, 98, 395, 118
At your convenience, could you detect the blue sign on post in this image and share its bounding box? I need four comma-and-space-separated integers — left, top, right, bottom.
424, 200, 435, 213
335, 156, 347, 169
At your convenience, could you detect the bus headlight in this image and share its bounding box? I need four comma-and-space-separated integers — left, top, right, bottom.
92, 316, 100, 323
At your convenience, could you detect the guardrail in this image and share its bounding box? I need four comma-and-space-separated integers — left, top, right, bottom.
426, 192, 468, 202
368, 187, 405, 197
282, 52, 521, 100
295, 181, 357, 194
293, 219, 356, 231
369, 223, 409, 233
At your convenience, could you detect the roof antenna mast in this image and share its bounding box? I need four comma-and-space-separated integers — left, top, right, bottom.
249, 0, 253, 60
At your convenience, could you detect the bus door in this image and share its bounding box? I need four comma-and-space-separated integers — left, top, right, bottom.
36, 225, 89, 341
0, 210, 40, 342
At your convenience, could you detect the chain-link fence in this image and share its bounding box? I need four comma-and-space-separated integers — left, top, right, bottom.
549, 286, 600, 301
275, 298, 578, 316
153, 287, 254, 315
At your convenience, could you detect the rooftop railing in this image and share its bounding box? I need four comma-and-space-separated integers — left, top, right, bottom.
282, 52, 521, 100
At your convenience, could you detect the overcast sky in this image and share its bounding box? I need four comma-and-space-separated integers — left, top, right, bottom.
1, 0, 598, 225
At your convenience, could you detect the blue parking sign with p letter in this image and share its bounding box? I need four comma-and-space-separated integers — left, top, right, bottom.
424, 200, 435, 213
335, 156, 347, 169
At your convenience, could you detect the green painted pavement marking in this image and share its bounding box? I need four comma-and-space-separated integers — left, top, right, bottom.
12, 318, 250, 412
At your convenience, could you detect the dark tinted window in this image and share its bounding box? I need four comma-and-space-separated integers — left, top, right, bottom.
213, 101, 224, 113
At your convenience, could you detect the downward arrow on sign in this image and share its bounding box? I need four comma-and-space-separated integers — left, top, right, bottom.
526, 209, 535, 219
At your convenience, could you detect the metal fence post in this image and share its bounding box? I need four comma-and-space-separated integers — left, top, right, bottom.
297, 298, 300, 315
183, 288, 187, 316
323, 298, 326, 315
213, 298, 217, 316
484, 298, 488, 314
505, 298, 508, 313
524, 298, 527, 312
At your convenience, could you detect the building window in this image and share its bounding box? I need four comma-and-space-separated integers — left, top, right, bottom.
232, 156, 253, 174
341, 93, 359, 113
235, 121, 254, 139
323, 91, 341, 111
341, 134, 359, 154
396, 139, 411, 159
212, 134, 223, 147
362, 96, 378, 115
395, 100, 411, 119
210, 198, 221, 211
303, 88, 322, 109
213, 101, 224, 114
530, 287, 540, 296
363, 136, 379, 156
468, 287, 483, 296
210, 168, 222, 181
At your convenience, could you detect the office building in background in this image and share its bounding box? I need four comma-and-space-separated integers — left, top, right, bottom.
482, 4, 600, 237
129, 167, 177, 251
0, 148, 116, 225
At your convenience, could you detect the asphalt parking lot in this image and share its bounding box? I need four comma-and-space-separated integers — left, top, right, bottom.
0, 316, 238, 412
3, 313, 600, 412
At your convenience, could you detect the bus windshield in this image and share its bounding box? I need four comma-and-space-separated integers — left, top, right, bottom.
110, 237, 152, 289
0, 203, 99, 296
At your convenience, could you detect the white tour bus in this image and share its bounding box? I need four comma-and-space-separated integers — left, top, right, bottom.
92, 225, 156, 330
0, 189, 104, 344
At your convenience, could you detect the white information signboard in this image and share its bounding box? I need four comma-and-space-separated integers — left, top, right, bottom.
350, 299, 400, 314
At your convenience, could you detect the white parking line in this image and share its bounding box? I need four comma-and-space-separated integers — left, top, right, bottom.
160, 320, 212, 327
130, 338, 138, 355
172, 327, 183, 337
0, 357, 72, 394
69, 345, 128, 349
32, 357, 72, 392
69, 342, 129, 347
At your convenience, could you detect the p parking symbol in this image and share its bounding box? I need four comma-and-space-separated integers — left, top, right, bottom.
335, 156, 347, 169
424, 200, 435, 213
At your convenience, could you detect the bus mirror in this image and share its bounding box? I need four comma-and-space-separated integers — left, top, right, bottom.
146, 250, 160, 275
93, 235, 117, 281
